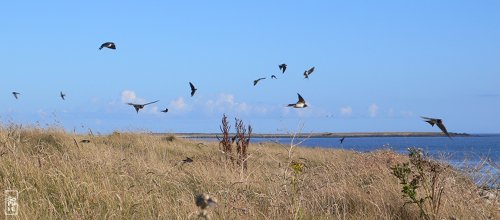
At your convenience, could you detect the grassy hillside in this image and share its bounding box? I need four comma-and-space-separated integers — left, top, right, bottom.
0, 125, 497, 219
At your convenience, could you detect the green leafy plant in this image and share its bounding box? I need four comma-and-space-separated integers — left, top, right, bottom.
289, 160, 306, 220
391, 147, 446, 220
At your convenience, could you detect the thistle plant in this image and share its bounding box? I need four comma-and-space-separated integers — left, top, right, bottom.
219, 114, 234, 164
235, 118, 251, 171
218, 114, 252, 172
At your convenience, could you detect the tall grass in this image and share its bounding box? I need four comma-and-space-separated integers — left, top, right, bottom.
0, 124, 497, 219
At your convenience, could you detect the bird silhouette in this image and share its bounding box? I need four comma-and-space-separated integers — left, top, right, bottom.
60, 91, 66, 100
421, 116, 451, 138
231, 134, 238, 144
189, 82, 197, 97
99, 42, 116, 50
182, 157, 193, 164
253, 77, 266, 86
126, 100, 159, 113
279, 63, 287, 73
12, 92, 20, 99
287, 93, 308, 108
271, 75, 277, 79
161, 108, 169, 113
339, 137, 345, 144
304, 67, 315, 79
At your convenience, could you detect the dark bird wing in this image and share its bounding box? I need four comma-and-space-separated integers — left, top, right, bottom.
126, 103, 141, 113
161, 108, 169, 112
308, 67, 315, 75
421, 116, 437, 126
182, 157, 193, 163
143, 100, 159, 106
99, 42, 109, 50
60, 92, 65, 100
297, 93, 305, 103
279, 64, 287, 73
189, 82, 197, 96
437, 122, 451, 138
129, 103, 140, 113
254, 78, 265, 86
421, 116, 435, 120
100, 42, 115, 50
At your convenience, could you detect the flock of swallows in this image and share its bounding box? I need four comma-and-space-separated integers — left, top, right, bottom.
9, 41, 452, 138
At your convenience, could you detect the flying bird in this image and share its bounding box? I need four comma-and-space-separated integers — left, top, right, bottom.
304, 67, 315, 79
421, 116, 451, 138
287, 93, 308, 108
99, 42, 116, 50
126, 100, 159, 113
253, 77, 266, 86
12, 92, 20, 99
189, 82, 197, 97
271, 75, 277, 79
279, 63, 287, 73
339, 137, 345, 144
161, 108, 169, 113
60, 91, 66, 100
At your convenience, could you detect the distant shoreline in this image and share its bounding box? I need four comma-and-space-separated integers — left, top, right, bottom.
155, 132, 473, 139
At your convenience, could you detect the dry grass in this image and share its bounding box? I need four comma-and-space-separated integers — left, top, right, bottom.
0, 125, 497, 219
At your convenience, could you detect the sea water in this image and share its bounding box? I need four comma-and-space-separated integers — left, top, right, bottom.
250, 134, 499, 187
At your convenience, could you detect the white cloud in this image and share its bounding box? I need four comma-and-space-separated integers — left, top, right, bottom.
237, 102, 250, 112
204, 93, 267, 115
205, 93, 236, 113
368, 103, 379, 117
340, 106, 353, 116
401, 111, 414, 118
253, 105, 269, 114
121, 90, 137, 103
150, 106, 159, 113
219, 93, 235, 105
170, 97, 187, 111
387, 108, 415, 118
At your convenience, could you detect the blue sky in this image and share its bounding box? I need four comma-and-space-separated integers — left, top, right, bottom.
1, 1, 499, 134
